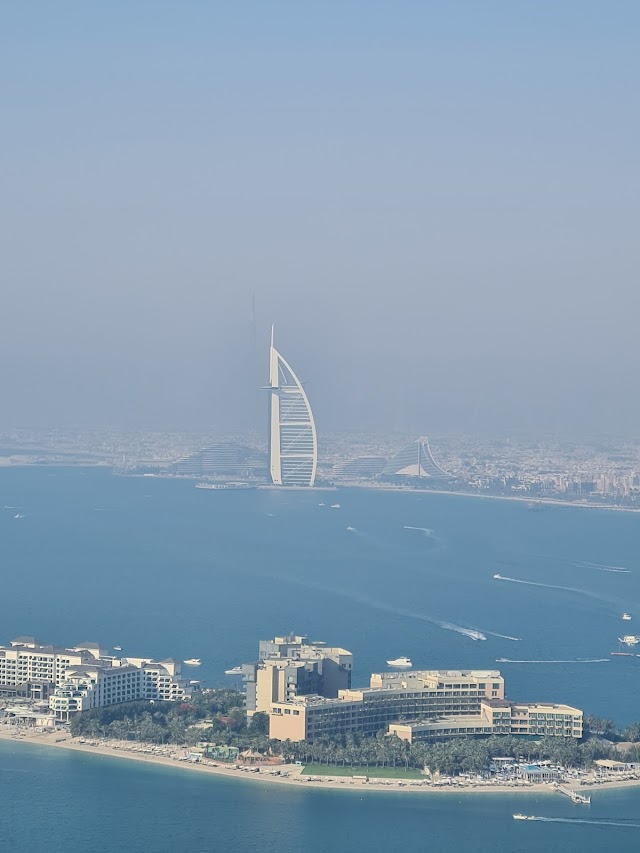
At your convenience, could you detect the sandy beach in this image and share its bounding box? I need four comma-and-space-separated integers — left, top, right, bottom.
2, 727, 640, 796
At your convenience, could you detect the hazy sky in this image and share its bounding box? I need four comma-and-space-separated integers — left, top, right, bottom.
1, 2, 638, 435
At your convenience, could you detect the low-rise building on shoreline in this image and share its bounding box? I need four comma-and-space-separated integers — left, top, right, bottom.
266, 667, 582, 743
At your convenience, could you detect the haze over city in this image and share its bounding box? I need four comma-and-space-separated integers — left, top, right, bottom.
5, 6, 640, 852
2, 2, 639, 435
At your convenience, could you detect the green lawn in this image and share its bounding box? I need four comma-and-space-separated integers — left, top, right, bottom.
302, 763, 424, 779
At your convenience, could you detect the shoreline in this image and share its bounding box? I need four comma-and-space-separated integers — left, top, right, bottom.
2, 728, 640, 796
2, 462, 638, 513
341, 484, 640, 514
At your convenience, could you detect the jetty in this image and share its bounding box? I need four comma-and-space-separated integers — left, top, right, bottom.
557, 786, 591, 804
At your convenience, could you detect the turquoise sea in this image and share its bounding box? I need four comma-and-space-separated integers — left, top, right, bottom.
1, 467, 640, 851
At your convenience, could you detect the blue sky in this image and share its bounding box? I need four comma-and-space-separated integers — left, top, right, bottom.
1, 2, 638, 433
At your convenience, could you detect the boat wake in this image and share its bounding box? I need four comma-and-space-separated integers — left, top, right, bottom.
402, 525, 444, 547
572, 560, 631, 574
437, 621, 487, 641
521, 816, 640, 828
404, 525, 436, 536
536, 553, 631, 574
265, 574, 490, 641
493, 573, 608, 603
347, 600, 489, 641
497, 658, 609, 664
483, 631, 522, 641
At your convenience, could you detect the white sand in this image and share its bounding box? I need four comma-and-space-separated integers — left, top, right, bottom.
2, 727, 639, 796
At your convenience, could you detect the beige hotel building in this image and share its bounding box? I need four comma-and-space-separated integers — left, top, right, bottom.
268, 668, 582, 743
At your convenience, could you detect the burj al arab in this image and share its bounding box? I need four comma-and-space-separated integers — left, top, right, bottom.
267, 327, 318, 487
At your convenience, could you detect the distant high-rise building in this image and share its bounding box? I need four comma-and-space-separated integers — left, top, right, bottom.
332, 456, 387, 479
267, 327, 317, 487
172, 442, 266, 479
382, 436, 451, 479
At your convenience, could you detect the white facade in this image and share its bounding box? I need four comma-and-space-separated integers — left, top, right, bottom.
383, 437, 450, 478
267, 327, 317, 487
0, 638, 89, 688
0, 638, 196, 721
50, 660, 193, 720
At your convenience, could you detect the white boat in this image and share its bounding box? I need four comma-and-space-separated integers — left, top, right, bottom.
493, 573, 503, 579
622, 613, 632, 621
113, 645, 122, 651
183, 658, 202, 666
330, 503, 341, 509
619, 636, 640, 646
224, 666, 243, 676
513, 814, 535, 821
387, 656, 413, 668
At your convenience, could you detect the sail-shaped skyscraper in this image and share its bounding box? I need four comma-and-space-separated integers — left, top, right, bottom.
267, 328, 317, 486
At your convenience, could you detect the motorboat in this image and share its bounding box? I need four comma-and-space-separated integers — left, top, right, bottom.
512, 814, 533, 821
183, 658, 202, 666
330, 503, 341, 509
622, 613, 632, 621
113, 645, 122, 651
387, 656, 413, 668
224, 666, 243, 676
493, 573, 503, 579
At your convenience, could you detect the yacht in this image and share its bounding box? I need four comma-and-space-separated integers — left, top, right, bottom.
512, 814, 533, 821
224, 666, 243, 676
183, 658, 202, 666
622, 613, 632, 621
619, 636, 640, 647
330, 503, 341, 509
387, 656, 413, 668
493, 573, 503, 579
113, 645, 122, 651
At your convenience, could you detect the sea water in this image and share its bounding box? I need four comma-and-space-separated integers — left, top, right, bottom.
1, 740, 640, 853
1, 467, 640, 850
1, 467, 639, 721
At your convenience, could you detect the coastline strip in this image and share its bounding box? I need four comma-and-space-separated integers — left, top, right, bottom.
2, 729, 640, 796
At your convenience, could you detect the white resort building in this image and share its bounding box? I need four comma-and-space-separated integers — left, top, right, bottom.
0, 637, 198, 722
